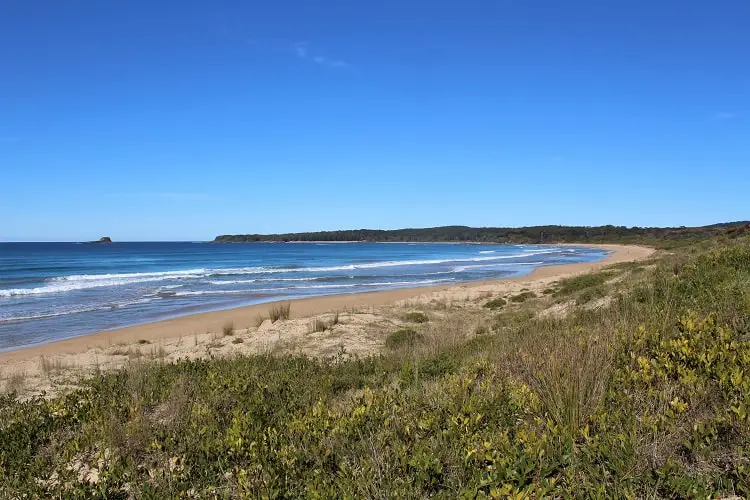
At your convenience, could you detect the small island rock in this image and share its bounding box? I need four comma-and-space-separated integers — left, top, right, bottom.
87, 237, 113, 244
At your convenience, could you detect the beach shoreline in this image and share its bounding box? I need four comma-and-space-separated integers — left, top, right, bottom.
0, 244, 654, 364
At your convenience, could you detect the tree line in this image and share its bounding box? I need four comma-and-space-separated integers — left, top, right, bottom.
214, 221, 750, 245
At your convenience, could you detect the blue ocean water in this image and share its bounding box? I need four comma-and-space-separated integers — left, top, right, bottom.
0, 242, 608, 350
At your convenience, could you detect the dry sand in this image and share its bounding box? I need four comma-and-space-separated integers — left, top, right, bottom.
0, 244, 654, 397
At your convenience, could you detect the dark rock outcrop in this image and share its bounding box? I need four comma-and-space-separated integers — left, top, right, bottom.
87, 237, 113, 244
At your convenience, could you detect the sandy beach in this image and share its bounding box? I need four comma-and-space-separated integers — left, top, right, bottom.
0, 244, 654, 396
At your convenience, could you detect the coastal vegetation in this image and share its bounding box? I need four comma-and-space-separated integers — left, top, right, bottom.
403, 311, 430, 323
214, 221, 750, 246
1, 233, 749, 496
268, 302, 291, 322
484, 297, 507, 309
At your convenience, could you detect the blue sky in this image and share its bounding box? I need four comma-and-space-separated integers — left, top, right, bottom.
1, 1, 748, 241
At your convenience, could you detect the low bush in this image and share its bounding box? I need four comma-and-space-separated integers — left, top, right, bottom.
385, 328, 423, 349
483, 297, 507, 309
553, 271, 614, 297
509, 291, 536, 303
404, 311, 429, 323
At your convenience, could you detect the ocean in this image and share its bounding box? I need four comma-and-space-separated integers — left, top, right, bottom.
0, 242, 608, 350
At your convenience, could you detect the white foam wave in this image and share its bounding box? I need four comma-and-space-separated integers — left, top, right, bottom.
2, 250, 558, 297
294, 251, 556, 273
479, 250, 496, 254
206, 277, 321, 285
0, 298, 154, 322
174, 278, 454, 296
452, 261, 543, 273
52, 269, 214, 282
0, 276, 175, 297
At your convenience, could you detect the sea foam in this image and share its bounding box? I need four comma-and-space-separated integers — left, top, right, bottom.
1, 250, 559, 297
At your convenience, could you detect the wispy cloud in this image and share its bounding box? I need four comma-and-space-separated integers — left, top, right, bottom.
712, 112, 737, 121
110, 192, 215, 202
293, 42, 348, 68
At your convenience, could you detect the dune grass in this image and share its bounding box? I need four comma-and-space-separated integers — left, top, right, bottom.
222, 322, 235, 336
308, 318, 328, 333
269, 302, 291, 322
1, 235, 749, 497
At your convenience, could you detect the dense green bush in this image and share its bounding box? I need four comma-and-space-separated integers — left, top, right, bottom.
509, 291, 536, 303
385, 328, 423, 349
483, 297, 507, 309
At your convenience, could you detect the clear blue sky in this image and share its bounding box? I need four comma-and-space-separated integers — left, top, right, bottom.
1, 1, 748, 241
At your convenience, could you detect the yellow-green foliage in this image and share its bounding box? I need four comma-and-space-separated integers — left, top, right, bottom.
1, 238, 749, 497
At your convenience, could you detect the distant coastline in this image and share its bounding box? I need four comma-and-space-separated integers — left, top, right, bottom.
213, 221, 749, 245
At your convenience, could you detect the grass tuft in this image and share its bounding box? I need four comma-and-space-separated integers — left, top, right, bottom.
4, 372, 26, 394
269, 302, 291, 322
254, 314, 266, 327
39, 356, 66, 378
308, 318, 328, 333
222, 322, 235, 336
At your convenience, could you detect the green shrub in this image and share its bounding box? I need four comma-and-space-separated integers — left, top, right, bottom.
385, 328, 423, 349
553, 271, 614, 297
576, 286, 606, 304
419, 353, 455, 378
222, 322, 235, 336
509, 291, 536, 303
484, 297, 507, 309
